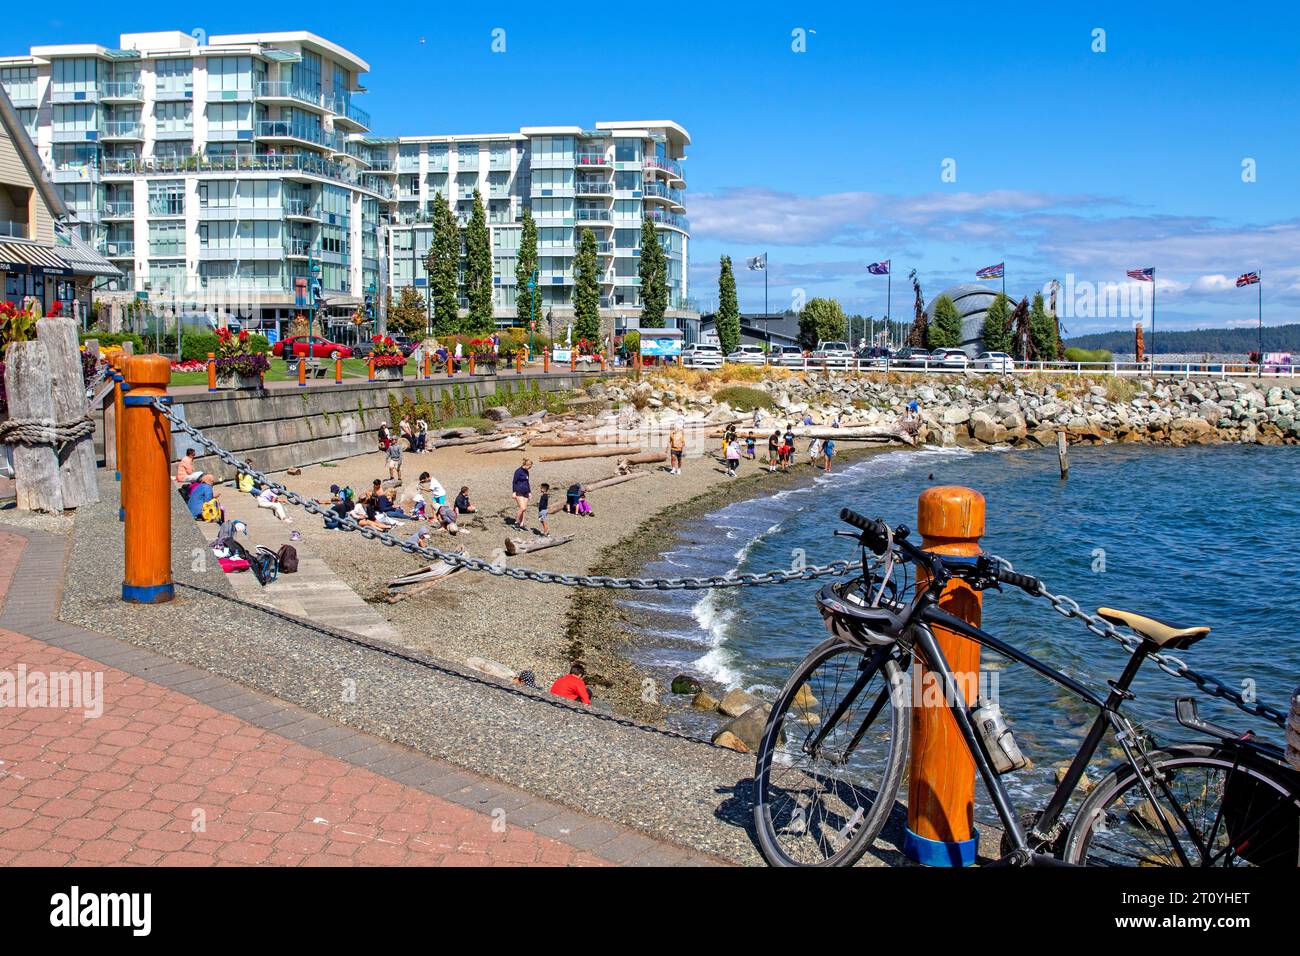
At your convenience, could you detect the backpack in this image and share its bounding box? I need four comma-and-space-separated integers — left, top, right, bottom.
275, 544, 298, 573
178, 480, 198, 502
200, 499, 221, 522
246, 546, 279, 587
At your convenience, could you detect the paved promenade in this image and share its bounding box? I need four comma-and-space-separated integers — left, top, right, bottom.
0, 528, 713, 866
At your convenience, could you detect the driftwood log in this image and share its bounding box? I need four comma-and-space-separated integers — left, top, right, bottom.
583, 472, 648, 492
623, 450, 667, 465
528, 434, 599, 447
504, 533, 573, 556
467, 435, 527, 454
537, 446, 641, 462
4, 341, 63, 514
37, 315, 99, 508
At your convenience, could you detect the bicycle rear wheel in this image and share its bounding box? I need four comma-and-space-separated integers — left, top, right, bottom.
753, 637, 910, 867
1063, 743, 1300, 867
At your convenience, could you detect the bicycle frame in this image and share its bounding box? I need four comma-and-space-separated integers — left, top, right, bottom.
904, 604, 1163, 866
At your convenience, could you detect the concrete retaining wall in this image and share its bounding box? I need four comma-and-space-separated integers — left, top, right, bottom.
167, 371, 608, 479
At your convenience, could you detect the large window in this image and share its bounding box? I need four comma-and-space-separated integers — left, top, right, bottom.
52, 58, 98, 96
291, 51, 322, 98
0, 67, 37, 103
614, 138, 641, 163
148, 219, 186, 257
52, 104, 96, 133
155, 58, 194, 95
52, 144, 98, 170
154, 141, 192, 161
155, 101, 192, 133
148, 180, 186, 216
206, 102, 250, 131
206, 57, 256, 94
531, 136, 574, 165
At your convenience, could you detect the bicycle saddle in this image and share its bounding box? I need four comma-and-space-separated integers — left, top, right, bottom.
1097, 607, 1210, 650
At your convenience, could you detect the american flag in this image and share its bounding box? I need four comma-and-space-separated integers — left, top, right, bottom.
867, 260, 890, 275
746, 253, 767, 271
1126, 267, 1154, 281
976, 262, 1004, 280
1236, 271, 1260, 287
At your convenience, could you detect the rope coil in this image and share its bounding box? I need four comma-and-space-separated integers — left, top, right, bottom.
0, 415, 94, 447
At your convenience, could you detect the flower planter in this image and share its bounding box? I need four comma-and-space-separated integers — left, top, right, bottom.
215, 372, 263, 390
475, 361, 497, 376
373, 364, 404, 381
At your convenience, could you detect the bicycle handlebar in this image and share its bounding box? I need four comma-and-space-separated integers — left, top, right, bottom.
993, 566, 1042, 596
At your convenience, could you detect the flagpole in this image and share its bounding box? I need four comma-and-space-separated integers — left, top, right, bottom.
1151, 269, 1157, 370
886, 265, 891, 347
1257, 271, 1263, 379
764, 252, 769, 317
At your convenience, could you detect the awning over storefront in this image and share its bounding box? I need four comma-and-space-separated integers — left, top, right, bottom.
0, 240, 72, 276
54, 227, 123, 279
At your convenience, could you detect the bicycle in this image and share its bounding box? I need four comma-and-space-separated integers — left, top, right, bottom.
752, 508, 1300, 867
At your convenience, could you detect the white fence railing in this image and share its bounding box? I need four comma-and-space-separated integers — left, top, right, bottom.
706, 358, 1299, 380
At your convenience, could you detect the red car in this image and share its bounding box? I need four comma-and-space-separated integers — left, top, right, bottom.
272, 335, 353, 360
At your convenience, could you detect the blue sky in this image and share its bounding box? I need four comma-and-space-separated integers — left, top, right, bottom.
12, 2, 1298, 333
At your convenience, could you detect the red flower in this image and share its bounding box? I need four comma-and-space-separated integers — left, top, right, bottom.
48, 300, 63, 316
238, 330, 249, 342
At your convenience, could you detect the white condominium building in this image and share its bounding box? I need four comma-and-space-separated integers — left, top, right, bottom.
0, 29, 693, 336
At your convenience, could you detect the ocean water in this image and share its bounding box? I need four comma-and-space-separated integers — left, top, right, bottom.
622, 443, 1299, 799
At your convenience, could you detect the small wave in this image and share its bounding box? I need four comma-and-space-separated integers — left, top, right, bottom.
693, 645, 740, 685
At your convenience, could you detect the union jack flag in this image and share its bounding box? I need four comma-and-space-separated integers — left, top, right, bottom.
1126, 267, 1154, 281
976, 262, 1004, 280
1236, 271, 1260, 287
867, 260, 890, 275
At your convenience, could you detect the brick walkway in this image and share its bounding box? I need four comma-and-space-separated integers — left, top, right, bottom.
0, 528, 714, 867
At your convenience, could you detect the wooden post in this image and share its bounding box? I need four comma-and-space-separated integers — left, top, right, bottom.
600, 353, 606, 371
367, 357, 375, 382
121, 354, 173, 604
1057, 431, 1069, 479
543, 349, 550, 374
448, 355, 455, 377
37, 314, 99, 509
423, 352, 431, 379
905, 485, 985, 867
3, 341, 63, 513
297, 355, 307, 388
207, 352, 216, 391
469, 354, 476, 375
517, 351, 524, 374
110, 352, 128, 480
334, 356, 343, 384
570, 350, 576, 373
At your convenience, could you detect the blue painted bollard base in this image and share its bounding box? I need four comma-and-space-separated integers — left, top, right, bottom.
903, 826, 979, 867
121, 582, 175, 604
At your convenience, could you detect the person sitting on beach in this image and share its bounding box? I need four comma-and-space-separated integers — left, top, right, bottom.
350, 496, 392, 532
549, 663, 591, 705
454, 486, 475, 516
564, 482, 583, 513
360, 493, 402, 529
175, 447, 197, 484
511, 459, 532, 531
406, 527, 432, 549
187, 474, 220, 520
513, 670, 537, 689
575, 491, 593, 517
378, 422, 393, 451
255, 483, 293, 523
236, 458, 256, 494
434, 503, 460, 535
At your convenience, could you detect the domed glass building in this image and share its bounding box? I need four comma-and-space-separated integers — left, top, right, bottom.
923, 284, 1006, 356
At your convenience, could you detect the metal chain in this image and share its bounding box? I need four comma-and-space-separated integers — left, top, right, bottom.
153, 397, 862, 590
989, 555, 1288, 729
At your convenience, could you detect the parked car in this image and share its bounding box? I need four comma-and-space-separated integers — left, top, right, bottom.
930, 348, 971, 370
856, 346, 893, 367
810, 340, 853, 367
891, 346, 932, 368
973, 351, 1016, 373
272, 335, 353, 360
390, 335, 418, 357
725, 345, 767, 365
770, 344, 807, 367
682, 343, 724, 369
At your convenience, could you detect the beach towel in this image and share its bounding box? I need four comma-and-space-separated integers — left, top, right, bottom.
217, 556, 250, 573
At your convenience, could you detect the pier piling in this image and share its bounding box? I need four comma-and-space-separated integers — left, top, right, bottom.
121, 354, 174, 604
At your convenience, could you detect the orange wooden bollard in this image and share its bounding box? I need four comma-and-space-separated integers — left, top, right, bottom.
334, 356, 342, 384
297, 355, 307, 387
423, 352, 431, 379
570, 351, 576, 373
905, 485, 985, 866
121, 354, 174, 604
600, 353, 606, 371
367, 357, 375, 382
206, 352, 216, 392
517, 351, 524, 374
543, 350, 550, 373
447, 355, 455, 376
469, 354, 476, 375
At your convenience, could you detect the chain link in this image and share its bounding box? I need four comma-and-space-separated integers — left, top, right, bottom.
991, 557, 1288, 729
154, 397, 861, 591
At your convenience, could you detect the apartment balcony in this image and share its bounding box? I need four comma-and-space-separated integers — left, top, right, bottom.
52, 128, 99, 144
51, 165, 99, 184
644, 156, 685, 185
100, 81, 143, 102
574, 152, 610, 169
594, 240, 613, 255
283, 238, 312, 258
647, 209, 689, 232
368, 158, 395, 173
575, 207, 614, 224
51, 86, 98, 104
254, 81, 325, 112
100, 202, 135, 219
97, 239, 135, 258
256, 120, 330, 150
282, 199, 317, 220
0, 220, 28, 239
330, 97, 370, 132
101, 121, 144, 142
94, 153, 394, 200
206, 85, 254, 103
642, 181, 685, 210
574, 181, 613, 197
197, 203, 283, 221
196, 244, 284, 261
154, 83, 194, 102
3, 90, 38, 109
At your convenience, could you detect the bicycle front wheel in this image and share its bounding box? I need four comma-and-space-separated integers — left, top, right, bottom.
1063, 743, 1300, 867
753, 637, 910, 867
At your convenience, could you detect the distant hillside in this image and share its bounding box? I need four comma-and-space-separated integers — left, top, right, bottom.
1066, 323, 1300, 354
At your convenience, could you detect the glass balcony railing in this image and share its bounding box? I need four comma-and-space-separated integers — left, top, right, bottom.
642, 182, 684, 205
98, 239, 135, 257
0, 219, 28, 239
256, 81, 326, 109
97, 153, 394, 199
102, 121, 144, 139
282, 199, 316, 217
575, 207, 613, 222
256, 120, 328, 146
646, 209, 689, 231
100, 81, 143, 100
644, 156, 683, 179
574, 152, 610, 167
284, 238, 311, 257
574, 181, 613, 195
100, 201, 134, 218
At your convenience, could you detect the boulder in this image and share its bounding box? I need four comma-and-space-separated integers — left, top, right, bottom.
718, 688, 759, 718
671, 674, 702, 695
970, 411, 1007, 444
712, 702, 774, 753
482, 407, 512, 422
712, 730, 751, 754
465, 657, 516, 681
691, 690, 720, 712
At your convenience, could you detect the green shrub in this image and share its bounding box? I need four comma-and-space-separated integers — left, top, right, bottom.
79, 331, 144, 352
714, 385, 775, 411
1064, 347, 1113, 365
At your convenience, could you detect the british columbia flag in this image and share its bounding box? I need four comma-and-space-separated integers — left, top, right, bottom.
867, 260, 890, 275
976, 262, 1004, 280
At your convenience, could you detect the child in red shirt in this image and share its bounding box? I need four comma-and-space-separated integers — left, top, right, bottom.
549, 663, 591, 705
